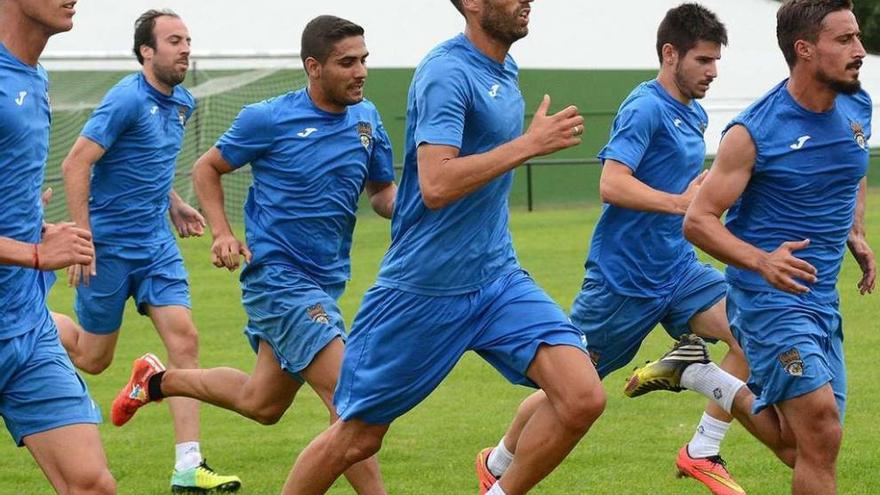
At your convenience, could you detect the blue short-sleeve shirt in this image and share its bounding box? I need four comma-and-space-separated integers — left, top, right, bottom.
215, 89, 394, 286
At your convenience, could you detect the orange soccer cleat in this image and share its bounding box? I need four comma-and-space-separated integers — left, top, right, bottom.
475, 447, 498, 495
110, 352, 165, 426
676, 445, 746, 495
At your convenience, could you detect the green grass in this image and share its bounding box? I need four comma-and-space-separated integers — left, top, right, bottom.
2, 193, 879, 494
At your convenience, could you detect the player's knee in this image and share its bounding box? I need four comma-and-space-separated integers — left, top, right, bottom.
78, 354, 113, 375
166, 327, 200, 365
800, 413, 842, 460
556, 385, 606, 432
68, 467, 116, 495
250, 404, 287, 425
343, 432, 383, 464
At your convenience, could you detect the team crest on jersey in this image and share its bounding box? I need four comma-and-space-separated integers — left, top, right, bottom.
178, 106, 188, 126
306, 303, 331, 325
778, 348, 805, 376
699, 121, 707, 135
851, 121, 867, 150
357, 121, 373, 150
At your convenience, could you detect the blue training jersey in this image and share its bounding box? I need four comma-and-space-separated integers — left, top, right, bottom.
375, 33, 522, 295
0, 43, 53, 339
81, 72, 195, 245
215, 89, 394, 287
725, 80, 871, 300
588, 80, 708, 296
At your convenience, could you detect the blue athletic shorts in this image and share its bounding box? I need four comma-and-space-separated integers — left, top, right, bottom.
334, 269, 588, 424
75, 239, 191, 334
570, 261, 726, 378
241, 263, 346, 382
727, 286, 845, 416
0, 312, 102, 446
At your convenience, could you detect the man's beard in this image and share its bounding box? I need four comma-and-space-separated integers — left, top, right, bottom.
817, 66, 861, 95
155, 63, 187, 88
480, 3, 527, 46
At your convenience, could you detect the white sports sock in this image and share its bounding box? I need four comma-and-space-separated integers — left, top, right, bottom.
487, 438, 514, 478
688, 412, 732, 458
681, 362, 745, 414
175, 441, 202, 472
487, 482, 508, 495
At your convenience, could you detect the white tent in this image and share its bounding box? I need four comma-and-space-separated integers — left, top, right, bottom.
46, 0, 879, 152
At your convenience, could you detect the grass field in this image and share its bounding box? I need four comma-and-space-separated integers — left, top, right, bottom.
1, 192, 879, 494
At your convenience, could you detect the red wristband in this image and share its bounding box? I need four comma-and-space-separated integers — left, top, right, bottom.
33, 244, 40, 270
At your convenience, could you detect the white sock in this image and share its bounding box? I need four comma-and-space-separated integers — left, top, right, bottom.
487, 438, 514, 478
175, 441, 202, 471
681, 362, 745, 414
487, 482, 508, 495
688, 412, 732, 458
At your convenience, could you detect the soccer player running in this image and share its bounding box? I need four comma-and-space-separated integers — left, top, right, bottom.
110, 15, 394, 494
284, 1, 605, 495
475, 5, 749, 495
58, 9, 240, 494
627, 1, 874, 493
0, 0, 116, 493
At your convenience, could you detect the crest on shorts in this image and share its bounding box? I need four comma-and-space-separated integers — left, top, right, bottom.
178, 106, 188, 126
851, 121, 867, 150
778, 348, 804, 376
306, 303, 331, 325
357, 121, 372, 150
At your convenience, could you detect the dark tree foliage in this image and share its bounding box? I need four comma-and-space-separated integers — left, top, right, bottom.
853, 0, 880, 53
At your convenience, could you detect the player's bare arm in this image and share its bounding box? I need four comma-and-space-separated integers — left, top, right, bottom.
61, 136, 106, 286
847, 177, 875, 294
418, 95, 583, 209
684, 124, 817, 294
365, 181, 396, 219
0, 226, 93, 270
600, 160, 707, 215
192, 147, 251, 270
169, 189, 206, 238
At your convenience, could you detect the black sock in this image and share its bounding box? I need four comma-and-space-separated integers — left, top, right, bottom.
148, 371, 166, 400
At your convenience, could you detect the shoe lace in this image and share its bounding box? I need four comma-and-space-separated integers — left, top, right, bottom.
198, 460, 218, 475
705, 455, 729, 470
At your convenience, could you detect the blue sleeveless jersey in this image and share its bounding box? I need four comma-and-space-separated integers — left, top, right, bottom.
725, 80, 871, 299
375, 34, 523, 295
0, 43, 52, 338
589, 80, 708, 296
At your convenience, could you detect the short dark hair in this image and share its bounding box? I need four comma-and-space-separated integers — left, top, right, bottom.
777, 0, 853, 68
656, 3, 728, 64
300, 15, 365, 65
450, 0, 464, 16
133, 9, 180, 65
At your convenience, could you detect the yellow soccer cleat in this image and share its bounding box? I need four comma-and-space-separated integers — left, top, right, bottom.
624, 334, 709, 397
171, 460, 241, 494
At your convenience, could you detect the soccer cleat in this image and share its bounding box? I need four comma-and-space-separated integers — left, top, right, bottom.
676, 445, 746, 494
475, 447, 498, 495
171, 460, 241, 494
624, 334, 709, 397
110, 352, 166, 426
